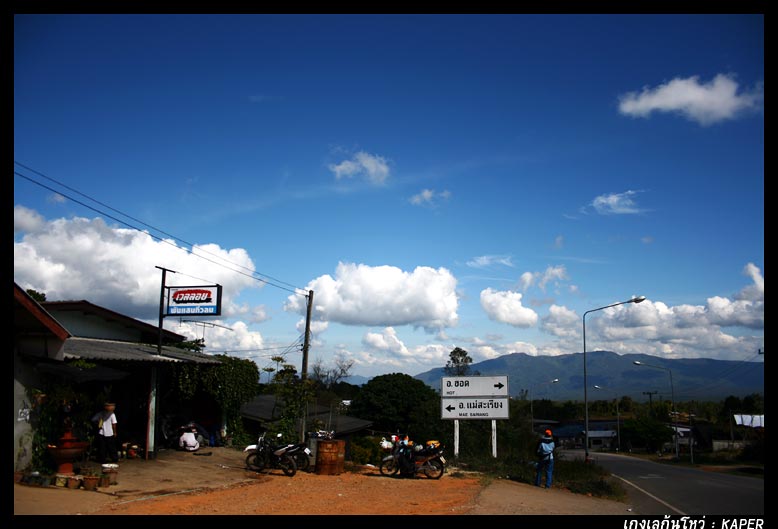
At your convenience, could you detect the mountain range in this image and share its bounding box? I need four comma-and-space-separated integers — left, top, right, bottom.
346, 351, 764, 402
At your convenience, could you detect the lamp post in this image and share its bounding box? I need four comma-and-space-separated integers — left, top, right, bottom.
529, 378, 559, 433
583, 296, 645, 463
633, 360, 678, 459
593, 385, 620, 452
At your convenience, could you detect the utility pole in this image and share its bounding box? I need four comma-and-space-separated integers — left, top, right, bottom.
151, 266, 175, 460
643, 391, 657, 410
299, 290, 313, 444
301, 290, 313, 380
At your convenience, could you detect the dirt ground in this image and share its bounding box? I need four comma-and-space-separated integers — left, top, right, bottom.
13, 446, 633, 516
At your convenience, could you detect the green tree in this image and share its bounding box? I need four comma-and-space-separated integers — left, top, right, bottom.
26, 289, 46, 302
267, 364, 316, 441
349, 373, 443, 441
444, 347, 477, 376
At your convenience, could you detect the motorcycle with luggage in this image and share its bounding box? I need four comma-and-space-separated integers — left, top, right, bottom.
379, 436, 445, 479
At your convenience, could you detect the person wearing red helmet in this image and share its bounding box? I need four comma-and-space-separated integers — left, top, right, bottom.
535, 429, 555, 489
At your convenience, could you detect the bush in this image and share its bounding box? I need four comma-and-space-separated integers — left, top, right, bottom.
348, 435, 384, 465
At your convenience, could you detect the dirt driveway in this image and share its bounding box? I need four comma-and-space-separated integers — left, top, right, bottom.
14, 446, 633, 515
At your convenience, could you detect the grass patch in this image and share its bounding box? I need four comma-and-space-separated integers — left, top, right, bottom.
452, 452, 628, 502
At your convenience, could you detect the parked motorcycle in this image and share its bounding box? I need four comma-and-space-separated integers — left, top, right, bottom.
277, 433, 313, 472
379, 435, 402, 476
380, 436, 445, 479
244, 433, 297, 477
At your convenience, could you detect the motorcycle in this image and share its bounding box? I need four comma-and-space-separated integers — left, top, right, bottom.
380, 437, 445, 479
379, 435, 402, 476
244, 433, 297, 477
277, 433, 313, 472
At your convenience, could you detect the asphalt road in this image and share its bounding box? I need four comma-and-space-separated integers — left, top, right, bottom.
561, 449, 764, 516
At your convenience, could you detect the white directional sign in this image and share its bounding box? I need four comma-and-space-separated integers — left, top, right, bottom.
441, 376, 509, 398
440, 397, 510, 420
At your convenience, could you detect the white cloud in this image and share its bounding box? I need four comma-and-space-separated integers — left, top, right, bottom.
329, 151, 390, 185
735, 262, 764, 302
519, 271, 535, 291
591, 190, 645, 215
14, 205, 46, 234
518, 265, 570, 292
540, 304, 579, 338
13, 211, 260, 321
284, 262, 459, 331
553, 235, 564, 249
409, 188, 451, 207
480, 288, 538, 328
363, 327, 411, 357
466, 255, 514, 269
618, 73, 763, 126
172, 320, 265, 356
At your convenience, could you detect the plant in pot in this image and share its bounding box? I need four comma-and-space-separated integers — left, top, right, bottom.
81, 466, 100, 491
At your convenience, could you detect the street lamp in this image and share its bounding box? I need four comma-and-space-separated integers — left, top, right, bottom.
633, 360, 678, 459
583, 295, 645, 463
529, 378, 559, 433
593, 385, 620, 452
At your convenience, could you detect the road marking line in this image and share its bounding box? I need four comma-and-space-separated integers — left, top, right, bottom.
611, 473, 686, 515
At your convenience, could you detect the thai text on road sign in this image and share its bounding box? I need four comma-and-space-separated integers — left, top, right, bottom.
441, 376, 509, 397
440, 397, 510, 420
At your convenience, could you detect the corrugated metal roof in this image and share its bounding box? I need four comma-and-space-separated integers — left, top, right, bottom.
63, 336, 221, 364
240, 395, 373, 436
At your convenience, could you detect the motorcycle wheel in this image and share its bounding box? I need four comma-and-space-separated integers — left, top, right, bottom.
279, 455, 297, 477
379, 458, 399, 476
422, 458, 445, 479
245, 452, 266, 472
293, 452, 310, 472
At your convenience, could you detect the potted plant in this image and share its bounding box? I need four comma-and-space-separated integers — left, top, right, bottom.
81, 467, 99, 491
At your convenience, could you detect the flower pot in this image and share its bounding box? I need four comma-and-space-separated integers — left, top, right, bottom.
82, 476, 99, 491
99, 474, 111, 488
67, 476, 81, 489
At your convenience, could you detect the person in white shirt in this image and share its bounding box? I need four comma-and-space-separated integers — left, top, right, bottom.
91, 402, 119, 463
179, 426, 200, 451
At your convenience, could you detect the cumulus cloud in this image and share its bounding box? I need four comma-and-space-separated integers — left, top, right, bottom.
480, 288, 538, 328
735, 262, 764, 302
466, 255, 514, 269
329, 151, 390, 185
14, 205, 46, 234
540, 304, 579, 338
13, 210, 261, 322
173, 320, 265, 356
363, 327, 411, 357
284, 262, 459, 331
518, 265, 570, 292
591, 190, 645, 215
618, 73, 763, 126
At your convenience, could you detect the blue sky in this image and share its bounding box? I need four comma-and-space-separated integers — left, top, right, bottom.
14, 14, 764, 380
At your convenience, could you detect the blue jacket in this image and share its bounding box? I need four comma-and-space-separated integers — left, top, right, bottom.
537, 435, 554, 461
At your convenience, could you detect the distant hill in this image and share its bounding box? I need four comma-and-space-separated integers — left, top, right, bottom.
341, 374, 371, 386
412, 351, 764, 402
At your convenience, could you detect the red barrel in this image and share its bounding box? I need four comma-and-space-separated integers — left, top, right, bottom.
315, 440, 345, 475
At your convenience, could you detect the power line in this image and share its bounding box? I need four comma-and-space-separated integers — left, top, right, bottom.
15, 164, 308, 297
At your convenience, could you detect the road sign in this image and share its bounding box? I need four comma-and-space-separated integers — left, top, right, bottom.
440, 397, 510, 420
441, 376, 508, 398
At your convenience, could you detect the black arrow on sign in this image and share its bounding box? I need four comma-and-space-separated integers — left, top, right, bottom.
445, 404, 456, 412
494, 382, 504, 389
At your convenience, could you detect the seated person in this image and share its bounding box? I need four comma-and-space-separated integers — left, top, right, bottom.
179, 427, 200, 451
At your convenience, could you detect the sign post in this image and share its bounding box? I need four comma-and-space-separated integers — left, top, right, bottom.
440, 376, 509, 458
